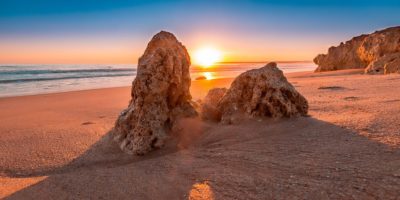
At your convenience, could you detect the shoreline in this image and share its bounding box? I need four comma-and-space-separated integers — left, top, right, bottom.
0, 70, 317, 100
0, 78, 233, 100
0, 61, 317, 99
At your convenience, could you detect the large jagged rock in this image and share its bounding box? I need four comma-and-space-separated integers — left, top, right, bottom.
216, 62, 308, 124
112, 31, 197, 155
314, 26, 400, 74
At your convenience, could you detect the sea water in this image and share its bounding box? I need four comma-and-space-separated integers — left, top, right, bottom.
0, 62, 316, 97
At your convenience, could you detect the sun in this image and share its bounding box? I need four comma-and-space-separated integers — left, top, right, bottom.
193, 47, 222, 67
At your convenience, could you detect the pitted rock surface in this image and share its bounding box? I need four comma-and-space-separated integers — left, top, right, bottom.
201, 88, 228, 121
112, 31, 197, 155
217, 62, 308, 124
314, 26, 400, 74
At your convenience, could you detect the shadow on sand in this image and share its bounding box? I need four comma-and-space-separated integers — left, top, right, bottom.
5, 117, 400, 199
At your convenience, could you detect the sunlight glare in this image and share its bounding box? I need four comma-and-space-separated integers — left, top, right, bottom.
193, 47, 222, 67
189, 181, 214, 200
203, 72, 213, 80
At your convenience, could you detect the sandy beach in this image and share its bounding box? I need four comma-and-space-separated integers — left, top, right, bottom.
0, 69, 399, 199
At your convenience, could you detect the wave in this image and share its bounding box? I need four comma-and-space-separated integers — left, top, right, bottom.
1, 66, 250, 75
0, 63, 316, 85
0, 73, 134, 84
0, 68, 136, 75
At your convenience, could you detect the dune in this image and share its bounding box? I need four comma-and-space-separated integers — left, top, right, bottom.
1, 70, 400, 199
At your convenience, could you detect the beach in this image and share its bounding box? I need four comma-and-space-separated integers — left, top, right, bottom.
0, 70, 399, 199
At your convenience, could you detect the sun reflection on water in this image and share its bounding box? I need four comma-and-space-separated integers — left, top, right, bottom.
189, 181, 214, 200
202, 72, 213, 80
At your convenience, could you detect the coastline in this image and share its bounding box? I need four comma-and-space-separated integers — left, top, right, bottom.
0, 78, 234, 100
0, 62, 317, 98
0, 70, 315, 100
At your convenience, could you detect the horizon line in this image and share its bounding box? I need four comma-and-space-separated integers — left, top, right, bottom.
0, 60, 314, 65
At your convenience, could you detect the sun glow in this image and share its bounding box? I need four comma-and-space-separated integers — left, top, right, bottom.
203, 72, 213, 80
193, 47, 222, 67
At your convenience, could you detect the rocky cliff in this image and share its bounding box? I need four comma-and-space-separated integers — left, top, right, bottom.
314, 26, 400, 74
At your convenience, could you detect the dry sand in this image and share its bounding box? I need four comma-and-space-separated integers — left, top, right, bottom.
1, 70, 400, 199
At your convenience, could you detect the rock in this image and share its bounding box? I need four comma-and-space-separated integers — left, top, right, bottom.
217, 62, 308, 124
384, 57, 400, 74
201, 88, 228, 121
314, 26, 400, 74
195, 75, 207, 80
314, 35, 368, 72
365, 53, 400, 74
112, 31, 197, 155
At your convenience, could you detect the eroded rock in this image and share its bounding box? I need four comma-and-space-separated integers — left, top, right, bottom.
384, 57, 400, 74
365, 52, 400, 74
217, 62, 308, 124
112, 31, 197, 155
201, 88, 228, 121
195, 75, 207, 80
314, 26, 400, 74
314, 35, 368, 72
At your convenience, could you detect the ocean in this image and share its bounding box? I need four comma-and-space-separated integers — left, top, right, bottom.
0, 62, 316, 97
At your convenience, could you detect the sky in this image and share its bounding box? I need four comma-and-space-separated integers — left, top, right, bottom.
0, 0, 399, 64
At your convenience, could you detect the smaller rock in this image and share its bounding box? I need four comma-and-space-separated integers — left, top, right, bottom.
201, 88, 228, 121
217, 62, 309, 124
195, 76, 207, 80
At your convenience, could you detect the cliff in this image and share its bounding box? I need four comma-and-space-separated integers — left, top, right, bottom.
314, 26, 400, 74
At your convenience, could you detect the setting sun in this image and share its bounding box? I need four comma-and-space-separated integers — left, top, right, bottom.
193, 47, 222, 67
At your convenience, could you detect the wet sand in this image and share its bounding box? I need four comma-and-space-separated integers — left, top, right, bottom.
1, 70, 400, 199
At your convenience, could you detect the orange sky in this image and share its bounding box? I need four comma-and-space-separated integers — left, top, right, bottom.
1, 0, 399, 64
0, 31, 329, 64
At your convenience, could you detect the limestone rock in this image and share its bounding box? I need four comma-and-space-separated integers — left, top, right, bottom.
112, 31, 197, 155
365, 52, 400, 74
314, 35, 368, 72
195, 75, 207, 80
217, 62, 308, 124
384, 57, 400, 74
314, 26, 400, 74
201, 88, 228, 121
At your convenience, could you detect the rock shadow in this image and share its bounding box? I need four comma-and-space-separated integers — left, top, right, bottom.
318, 86, 347, 90
5, 117, 400, 199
